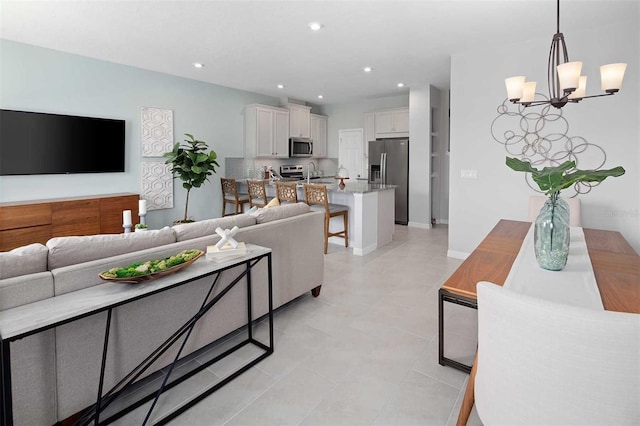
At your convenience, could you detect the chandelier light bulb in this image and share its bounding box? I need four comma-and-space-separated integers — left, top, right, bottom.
505, 76, 526, 101
600, 63, 627, 92
557, 61, 582, 93
521, 81, 537, 104
568, 76, 587, 100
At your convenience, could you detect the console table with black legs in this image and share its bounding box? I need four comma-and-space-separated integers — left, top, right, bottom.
0, 244, 273, 426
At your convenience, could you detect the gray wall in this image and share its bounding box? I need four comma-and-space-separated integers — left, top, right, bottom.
449, 15, 640, 255
0, 40, 279, 229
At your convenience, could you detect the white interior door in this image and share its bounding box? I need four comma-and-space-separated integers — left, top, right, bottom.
338, 129, 364, 178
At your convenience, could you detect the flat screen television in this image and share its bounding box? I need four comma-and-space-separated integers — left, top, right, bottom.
0, 109, 125, 176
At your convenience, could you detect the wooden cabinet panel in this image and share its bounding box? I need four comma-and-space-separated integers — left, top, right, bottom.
0, 193, 139, 250
100, 195, 139, 234
0, 225, 52, 252
52, 199, 100, 237
0, 203, 52, 231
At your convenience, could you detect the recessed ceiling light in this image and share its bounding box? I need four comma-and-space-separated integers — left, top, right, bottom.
317, 95, 324, 99
363, 67, 372, 73
277, 84, 285, 89
193, 62, 204, 68
308, 22, 322, 31
397, 82, 405, 88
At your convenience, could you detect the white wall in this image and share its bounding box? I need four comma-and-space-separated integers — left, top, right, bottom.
320, 94, 409, 158
408, 86, 432, 228
449, 15, 640, 256
0, 40, 279, 229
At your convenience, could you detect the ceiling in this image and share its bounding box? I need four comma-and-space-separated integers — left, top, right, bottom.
1, 0, 637, 105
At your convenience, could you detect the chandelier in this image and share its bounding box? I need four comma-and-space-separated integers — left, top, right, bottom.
505, 0, 627, 109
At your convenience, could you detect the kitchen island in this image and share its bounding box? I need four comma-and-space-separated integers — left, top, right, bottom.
239, 180, 396, 256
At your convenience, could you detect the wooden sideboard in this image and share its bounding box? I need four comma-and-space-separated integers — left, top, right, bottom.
0, 193, 139, 251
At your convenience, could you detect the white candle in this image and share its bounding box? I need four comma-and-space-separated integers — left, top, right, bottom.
139, 199, 147, 215
123, 210, 132, 226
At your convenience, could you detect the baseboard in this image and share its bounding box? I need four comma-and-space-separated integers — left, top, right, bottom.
408, 221, 431, 229
447, 250, 470, 260
436, 219, 449, 225
352, 243, 377, 256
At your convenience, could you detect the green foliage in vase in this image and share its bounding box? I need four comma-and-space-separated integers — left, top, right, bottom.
505, 157, 625, 202
164, 134, 220, 222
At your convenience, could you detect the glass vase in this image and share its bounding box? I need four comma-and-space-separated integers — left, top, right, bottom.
534, 195, 570, 271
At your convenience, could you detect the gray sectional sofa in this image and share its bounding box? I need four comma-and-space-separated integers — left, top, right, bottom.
0, 203, 324, 425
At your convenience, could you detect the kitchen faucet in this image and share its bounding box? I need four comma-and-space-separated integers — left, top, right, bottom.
307, 161, 316, 183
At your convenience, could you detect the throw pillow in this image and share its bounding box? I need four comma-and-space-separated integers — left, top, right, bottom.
265, 197, 280, 208
244, 206, 259, 215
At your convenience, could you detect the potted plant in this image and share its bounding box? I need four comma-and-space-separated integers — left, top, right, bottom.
164, 134, 220, 224
506, 157, 625, 270
134, 223, 148, 232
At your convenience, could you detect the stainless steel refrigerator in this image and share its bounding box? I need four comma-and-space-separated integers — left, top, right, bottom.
369, 138, 409, 225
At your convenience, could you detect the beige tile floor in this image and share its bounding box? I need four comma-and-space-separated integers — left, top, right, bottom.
112, 225, 484, 425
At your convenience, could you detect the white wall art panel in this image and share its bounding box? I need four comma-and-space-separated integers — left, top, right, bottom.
141, 106, 173, 157
141, 162, 173, 210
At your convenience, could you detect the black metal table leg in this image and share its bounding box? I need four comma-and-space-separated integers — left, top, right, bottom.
95, 308, 113, 425
1, 339, 13, 426
438, 288, 477, 374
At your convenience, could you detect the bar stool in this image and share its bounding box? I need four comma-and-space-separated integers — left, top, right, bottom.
247, 179, 270, 208
303, 183, 348, 254
275, 182, 299, 204
220, 178, 250, 216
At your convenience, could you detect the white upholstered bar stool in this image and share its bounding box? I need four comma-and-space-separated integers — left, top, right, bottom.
472, 281, 639, 425
529, 195, 582, 226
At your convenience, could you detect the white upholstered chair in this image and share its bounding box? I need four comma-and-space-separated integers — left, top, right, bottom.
529, 195, 582, 226
473, 281, 640, 425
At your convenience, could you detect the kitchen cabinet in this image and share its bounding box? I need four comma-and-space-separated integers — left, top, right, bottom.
310, 114, 328, 158
374, 107, 409, 138
245, 104, 290, 158
288, 104, 311, 138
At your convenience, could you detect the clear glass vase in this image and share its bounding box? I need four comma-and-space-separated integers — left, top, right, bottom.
534, 195, 570, 271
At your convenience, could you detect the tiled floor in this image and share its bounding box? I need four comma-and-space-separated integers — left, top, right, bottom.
112, 225, 483, 425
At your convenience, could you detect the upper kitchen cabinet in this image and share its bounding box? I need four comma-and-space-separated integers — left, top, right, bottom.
245, 104, 290, 158
310, 114, 328, 158
288, 104, 311, 138
374, 107, 409, 138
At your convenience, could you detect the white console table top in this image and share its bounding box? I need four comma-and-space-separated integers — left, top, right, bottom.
0, 244, 271, 340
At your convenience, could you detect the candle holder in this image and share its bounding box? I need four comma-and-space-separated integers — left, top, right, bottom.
139, 213, 147, 226
123, 224, 132, 234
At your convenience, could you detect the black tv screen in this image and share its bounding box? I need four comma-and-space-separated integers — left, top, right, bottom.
0, 109, 125, 176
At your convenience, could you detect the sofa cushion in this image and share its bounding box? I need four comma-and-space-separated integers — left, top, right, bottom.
265, 197, 280, 208
47, 227, 176, 269
251, 202, 310, 224
0, 243, 49, 279
172, 215, 257, 242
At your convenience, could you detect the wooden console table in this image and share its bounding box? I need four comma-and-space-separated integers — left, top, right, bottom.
439, 219, 640, 372
0, 193, 139, 251
0, 245, 273, 425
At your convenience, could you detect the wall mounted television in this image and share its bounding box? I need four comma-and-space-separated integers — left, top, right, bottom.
0, 109, 125, 176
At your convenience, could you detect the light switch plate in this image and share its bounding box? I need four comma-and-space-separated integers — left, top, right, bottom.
461, 169, 478, 179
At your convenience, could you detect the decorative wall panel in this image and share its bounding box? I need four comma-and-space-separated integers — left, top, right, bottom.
141, 162, 173, 210
141, 107, 174, 157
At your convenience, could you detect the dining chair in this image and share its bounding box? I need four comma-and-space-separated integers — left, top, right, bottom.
275, 181, 299, 204
528, 195, 582, 226
303, 183, 348, 254
246, 179, 270, 208
220, 178, 250, 216
466, 281, 640, 425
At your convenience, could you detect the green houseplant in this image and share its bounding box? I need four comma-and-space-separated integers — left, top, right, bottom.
506, 157, 625, 270
164, 134, 220, 224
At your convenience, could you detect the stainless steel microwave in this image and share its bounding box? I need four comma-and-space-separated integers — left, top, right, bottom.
289, 137, 313, 157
